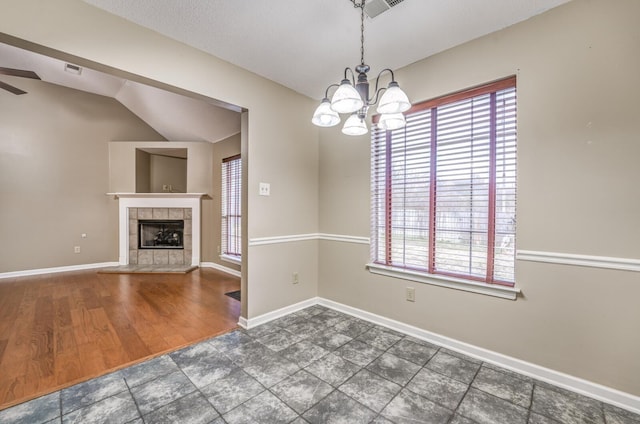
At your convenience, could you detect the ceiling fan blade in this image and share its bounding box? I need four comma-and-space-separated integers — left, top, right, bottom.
0, 80, 27, 95
0, 67, 41, 80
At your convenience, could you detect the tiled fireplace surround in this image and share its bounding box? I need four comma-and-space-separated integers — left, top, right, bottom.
114, 194, 203, 266
128, 207, 192, 265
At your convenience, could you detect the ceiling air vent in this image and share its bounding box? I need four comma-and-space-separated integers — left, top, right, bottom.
64, 63, 82, 75
364, 0, 405, 19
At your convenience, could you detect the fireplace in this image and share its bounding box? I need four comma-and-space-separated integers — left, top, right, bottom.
128, 208, 192, 265
111, 193, 204, 266
138, 220, 184, 249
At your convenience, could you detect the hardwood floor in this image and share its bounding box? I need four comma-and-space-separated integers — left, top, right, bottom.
0, 267, 240, 411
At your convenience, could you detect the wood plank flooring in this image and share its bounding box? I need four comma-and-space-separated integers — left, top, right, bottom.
0, 267, 240, 411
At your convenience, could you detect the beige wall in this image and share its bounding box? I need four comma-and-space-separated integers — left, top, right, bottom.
0, 79, 164, 272
0, 0, 320, 319
318, 0, 640, 396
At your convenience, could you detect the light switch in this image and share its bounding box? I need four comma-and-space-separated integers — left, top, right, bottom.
259, 182, 271, 196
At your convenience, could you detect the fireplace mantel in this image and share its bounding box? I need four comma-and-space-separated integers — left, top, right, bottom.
109, 193, 204, 266
107, 193, 207, 199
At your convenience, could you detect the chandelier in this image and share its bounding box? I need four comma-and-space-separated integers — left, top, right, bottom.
311, 0, 411, 136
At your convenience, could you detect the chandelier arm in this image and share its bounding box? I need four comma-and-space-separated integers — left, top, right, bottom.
367, 68, 397, 106
376, 68, 396, 82
323, 83, 341, 99
343, 67, 357, 85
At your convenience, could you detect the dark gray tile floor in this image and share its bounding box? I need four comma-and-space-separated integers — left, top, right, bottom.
1, 305, 639, 424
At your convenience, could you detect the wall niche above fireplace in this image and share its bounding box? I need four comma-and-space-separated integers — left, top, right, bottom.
135, 148, 187, 193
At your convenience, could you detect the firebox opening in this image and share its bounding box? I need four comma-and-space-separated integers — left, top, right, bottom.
138, 220, 184, 249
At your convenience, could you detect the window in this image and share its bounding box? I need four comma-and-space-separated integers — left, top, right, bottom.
221, 155, 241, 260
370, 77, 516, 286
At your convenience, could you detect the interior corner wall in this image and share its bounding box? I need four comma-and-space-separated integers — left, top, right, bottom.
0, 79, 165, 273
135, 149, 151, 193
318, 0, 640, 397
149, 155, 187, 193
0, 0, 320, 319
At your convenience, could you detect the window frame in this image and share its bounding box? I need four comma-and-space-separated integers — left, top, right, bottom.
368, 76, 519, 298
221, 154, 242, 261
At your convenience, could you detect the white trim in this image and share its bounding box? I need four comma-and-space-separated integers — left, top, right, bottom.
317, 298, 640, 415
200, 262, 241, 278
517, 250, 640, 273
241, 297, 319, 329
0, 262, 119, 280
237, 316, 248, 329
366, 262, 520, 300
220, 254, 242, 265
249, 234, 319, 246
107, 193, 207, 199
317, 233, 370, 244
248, 233, 369, 246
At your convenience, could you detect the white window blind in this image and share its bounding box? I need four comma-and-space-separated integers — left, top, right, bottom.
371, 77, 516, 285
222, 155, 241, 258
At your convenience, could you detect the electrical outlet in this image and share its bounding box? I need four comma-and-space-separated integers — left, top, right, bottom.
292, 272, 299, 284
406, 287, 415, 302
259, 182, 271, 196
74, 246, 81, 254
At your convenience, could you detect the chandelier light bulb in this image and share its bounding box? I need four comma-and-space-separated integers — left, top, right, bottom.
312, 98, 341, 127
377, 81, 411, 114
378, 113, 406, 130
342, 113, 368, 136
331, 79, 364, 114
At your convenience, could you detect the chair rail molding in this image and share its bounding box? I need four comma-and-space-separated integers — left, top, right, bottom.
517, 250, 640, 273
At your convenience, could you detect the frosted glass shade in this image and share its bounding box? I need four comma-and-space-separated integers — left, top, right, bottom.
342, 114, 368, 136
312, 99, 340, 127
377, 82, 411, 114
331, 79, 364, 114
378, 113, 406, 130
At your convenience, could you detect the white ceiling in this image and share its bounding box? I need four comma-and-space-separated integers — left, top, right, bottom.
82, 0, 571, 99
2, 0, 571, 142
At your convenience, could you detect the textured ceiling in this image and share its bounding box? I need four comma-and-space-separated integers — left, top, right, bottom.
82, 0, 571, 99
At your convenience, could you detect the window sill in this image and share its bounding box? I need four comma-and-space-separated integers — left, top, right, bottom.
366, 263, 520, 300
220, 254, 241, 265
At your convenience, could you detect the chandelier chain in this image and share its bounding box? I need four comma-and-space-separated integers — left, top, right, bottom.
360, 2, 365, 66
349, 0, 366, 66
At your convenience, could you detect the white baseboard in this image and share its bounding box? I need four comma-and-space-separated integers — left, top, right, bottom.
237, 316, 249, 329
240, 295, 640, 414
241, 297, 320, 329
0, 262, 120, 280
317, 298, 640, 415
200, 261, 241, 278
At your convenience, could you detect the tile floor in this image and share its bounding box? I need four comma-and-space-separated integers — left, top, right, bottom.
1, 305, 638, 424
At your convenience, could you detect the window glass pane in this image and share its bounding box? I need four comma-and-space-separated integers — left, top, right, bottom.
222, 156, 242, 257
370, 78, 516, 285
493, 88, 517, 282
